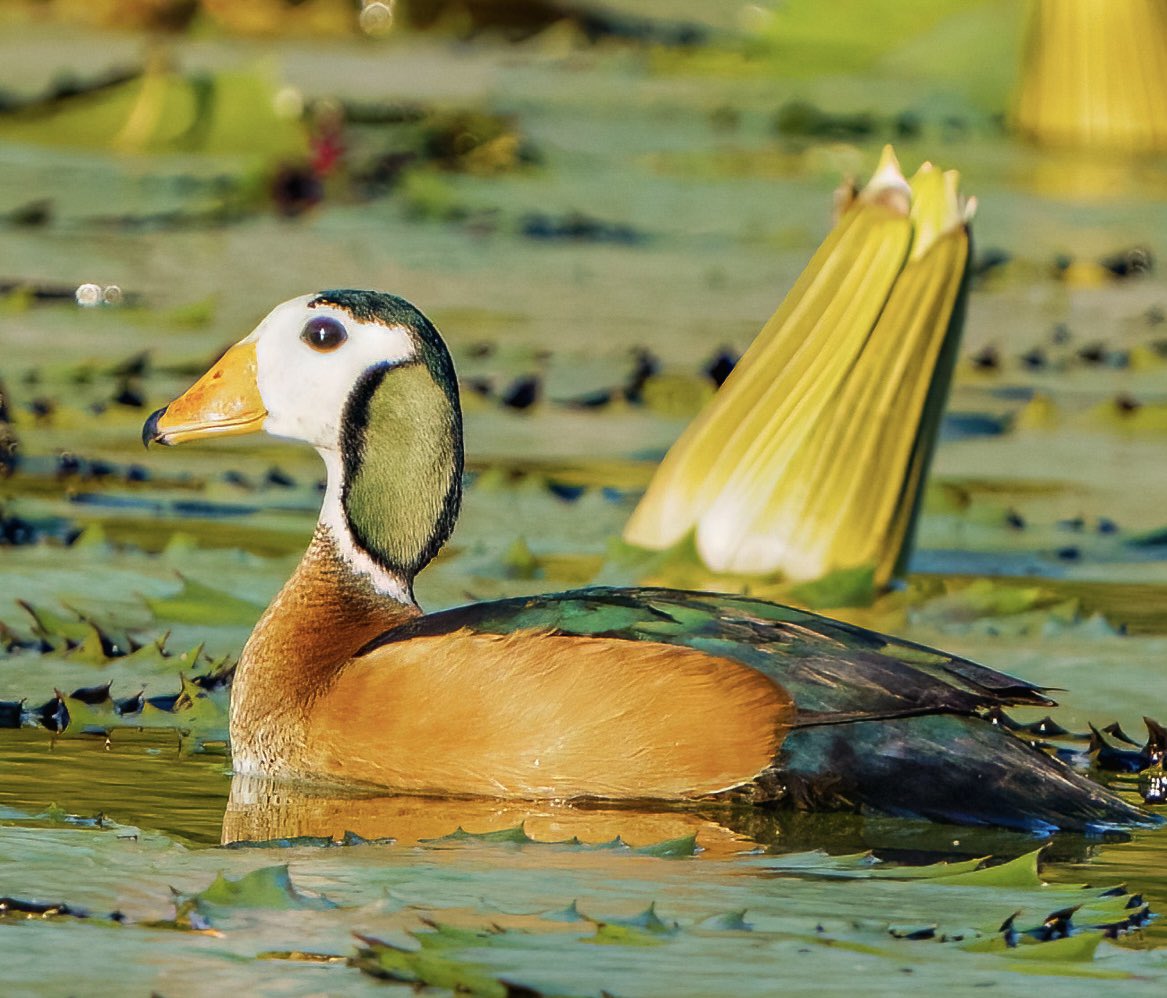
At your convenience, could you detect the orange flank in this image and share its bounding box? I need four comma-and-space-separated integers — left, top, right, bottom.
233, 525, 790, 800
307, 630, 792, 800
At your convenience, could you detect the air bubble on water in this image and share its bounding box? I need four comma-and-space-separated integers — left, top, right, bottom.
76, 283, 102, 307
102, 285, 123, 305
273, 85, 304, 121
359, 1, 394, 37
738, 5, 774, 34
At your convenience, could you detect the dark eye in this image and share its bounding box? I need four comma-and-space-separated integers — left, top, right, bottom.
301, 316, 348, 352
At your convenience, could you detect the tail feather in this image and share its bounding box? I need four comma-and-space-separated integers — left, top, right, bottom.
777, 713, 1159, 834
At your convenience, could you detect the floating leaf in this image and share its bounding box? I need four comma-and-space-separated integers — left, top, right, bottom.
631, 833, 698, 858
788, 564, 877, 609
421, 824, 538, 847
586, 922, 670, 947
868, 855, 990, 880
541, 900, 587, 923
694, 910, 753, 932
352, 927, 531, 997
188, 865, 335, 914
932, 849, 1045, 889
257, 950, 346, 963
65, 623, 122, 664
502, 537, 540, 579
0, 896, 120, 923
144, 576, 263, 626
17, 600, 91, 649
585, 902, 678, 946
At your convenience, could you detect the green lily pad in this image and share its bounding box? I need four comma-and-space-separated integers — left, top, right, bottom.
352, 926, 544, 997
144, 576, 264, 627
932, 849, 1046, 888
189, 864, 335, 913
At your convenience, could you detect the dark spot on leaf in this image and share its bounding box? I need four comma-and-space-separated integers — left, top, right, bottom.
501, 375, 539, 410
115, 691, 145, 716
29, 397, 55, 422
35, 692, 69, 732
547, 481, 585, 502
1077, 342, 1106, 365
146, 693, 180, 712
972, 248, 1011, 279
222, 470, 252, 488
705, 349, 737, 387
111, 351, 150, 378
56, 452, 82, 477
772, 100, 875, 139
562, 388, 613, 409
1115, 394, 1141, 415
462, 376, 495, 399
970, 346, 999, 371
520, 212, 645, 245
113, 379, 145, 408
270, 163, 323, 218
1020, 348, 1046, 370
0, 512, 37, 545
1099, 245, 1153, 278
69, 681, 112, 705
1102, 722, 1139, 746
624, 348, 659, 403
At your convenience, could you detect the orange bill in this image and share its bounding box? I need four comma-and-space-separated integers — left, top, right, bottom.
143, 342, 266, 446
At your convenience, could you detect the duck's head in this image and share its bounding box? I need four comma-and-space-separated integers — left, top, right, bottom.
144, 290, 463, 597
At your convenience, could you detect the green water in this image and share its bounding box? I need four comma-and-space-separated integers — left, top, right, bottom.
2, 730, 1167, 996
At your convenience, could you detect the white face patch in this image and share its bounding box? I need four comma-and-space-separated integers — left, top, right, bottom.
245, 294, 418, 451
239, 293, 424, 601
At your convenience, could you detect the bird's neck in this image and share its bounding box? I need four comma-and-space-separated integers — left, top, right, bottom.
231, 524, 420, 775
316, 448, 421, 603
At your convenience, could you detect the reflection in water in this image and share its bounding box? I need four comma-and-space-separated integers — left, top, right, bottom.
0, 729, 1133, 869
0, 728, 230, 845
222, 774, 760, 857
221, 773, 1113, 866
1017, 149, 1167, 202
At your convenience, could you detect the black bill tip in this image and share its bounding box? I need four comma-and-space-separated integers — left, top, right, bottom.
142, 406, 168, 448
